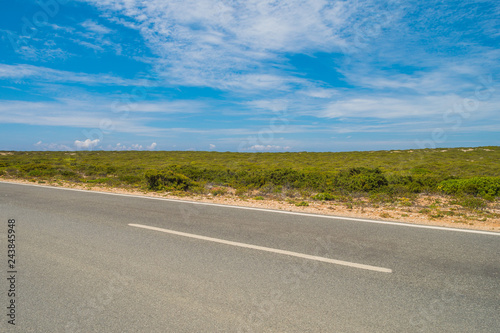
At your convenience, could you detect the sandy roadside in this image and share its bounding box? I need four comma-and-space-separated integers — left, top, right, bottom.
1, 177, 499, 232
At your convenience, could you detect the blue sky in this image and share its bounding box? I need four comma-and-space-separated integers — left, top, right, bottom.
0, 0, 498, 152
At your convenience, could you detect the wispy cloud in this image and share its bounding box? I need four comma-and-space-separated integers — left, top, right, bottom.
78, 0, 404, 92
34, 141, 73, 151
247, 144, 291, 152
81, 20, 113, 35
107, 142, 157, 150
0, 63, 151, 86
1, 0, 498, 151
322, 93, 499, 120
0, 99, 168, 134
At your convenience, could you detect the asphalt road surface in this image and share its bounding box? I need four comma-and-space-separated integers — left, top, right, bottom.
0, 181, 499, 332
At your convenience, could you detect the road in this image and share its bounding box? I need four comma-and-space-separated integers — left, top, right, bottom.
0, 181, 499, 332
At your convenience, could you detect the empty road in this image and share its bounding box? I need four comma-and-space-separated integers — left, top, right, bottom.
0, 181, 499, 332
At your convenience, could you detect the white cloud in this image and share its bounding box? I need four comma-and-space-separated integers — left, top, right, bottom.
81, 20, 113, 35
74, 20, 124, 55
0, 64, 151, 86
74, 139, 100, 149
248, 145, 291, 151
339, 62, 493, 95
79, 0, 401, 91
300, 88, 338, 99
0, 96, 200, 135
247, 99, 289, 112
49, 24, 75, 34
34, 141, 73, 151
108, 142, 157, 150
109, 143, 127, 150
116, 100, 204, 113
322, 95, 469, 119
209, 144, 216, 150
70, 39, 104, 52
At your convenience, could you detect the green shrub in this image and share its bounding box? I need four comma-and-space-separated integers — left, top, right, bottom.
369, 192, 394, 203
145, 170, 195, 191
190, 183, 207, 194
106, 166, 118, 174
86, 178, 112, 184
118, 175, 142, 184
295, 201, 309, 206
334, 167, 388, 193
2, 148, 499, 202
210, 187, 227, 196
19, 163, 57, 177
235, 186, 249, 196
312, 193, 336, 201
27, 168, 57, 177
407, 175, 443, 193
450, 195, 488, 210
273, 185, 283, 193
6, 168, 18, 174
399, 197, 413, 207
19, 163, 50, 172
81, 164, 107, 177
60, 170, 78, 178
438, 177, 500, 199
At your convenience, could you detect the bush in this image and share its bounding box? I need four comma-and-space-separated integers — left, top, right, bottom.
60, 170, 78, 178
369, 192, 394, 204
438, 177, 500, 199
118, 175, 142, 184
451, 195, 488, 210
407, 175, 442, 193
86, 177, 113, 184
2, 149, 499, 202
145, 170, 195, 191
210, 187, 227, 196
19, 163, 57, 177
235, 186, 249, 196
312, 193, 336, 201
334, 167, 388, 193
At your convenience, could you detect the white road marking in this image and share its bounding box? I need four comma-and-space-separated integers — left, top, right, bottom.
1, 180, 499, 236
128, 223, 393, 273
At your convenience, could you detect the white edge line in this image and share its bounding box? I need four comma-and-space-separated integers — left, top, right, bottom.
128, 223, 393, 273
2, 180, 499, 236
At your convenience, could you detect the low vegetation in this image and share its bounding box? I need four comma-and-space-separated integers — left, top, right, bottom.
1, 147, 499, 224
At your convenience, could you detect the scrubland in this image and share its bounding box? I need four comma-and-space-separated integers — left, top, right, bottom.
1, 146, 499, 230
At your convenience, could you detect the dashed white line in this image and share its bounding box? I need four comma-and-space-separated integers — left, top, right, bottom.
128, 223, 393, 273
